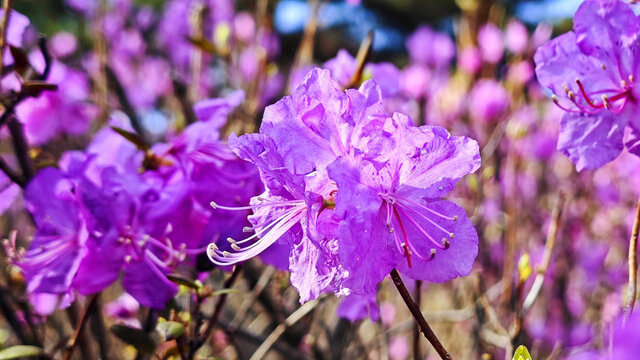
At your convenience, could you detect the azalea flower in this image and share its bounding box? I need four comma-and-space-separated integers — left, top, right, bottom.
534, 0, 640, 170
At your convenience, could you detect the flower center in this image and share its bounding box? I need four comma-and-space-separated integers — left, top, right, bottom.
553, 76, 634, 115
379, 193, 457, 268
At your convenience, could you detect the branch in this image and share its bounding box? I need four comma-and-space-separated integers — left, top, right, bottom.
63, 294, 99, 360
249, 297, 322, 360
522, 192, 566, 313
190, 265, 242, 356
413, 280, 422, 360
0, 156, 25, 187
7, 116, 33, 181
624, 193, 640, 323
390, 269, 451, 360
104, 65, 148, 144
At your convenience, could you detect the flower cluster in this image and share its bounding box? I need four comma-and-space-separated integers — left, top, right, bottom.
14, 93, 262, 312
208, 68, 481, 304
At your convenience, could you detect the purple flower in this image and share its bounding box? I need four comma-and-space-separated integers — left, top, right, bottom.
406, 25, 455, 68
16, 60, 97, 145
327, 114, 480, 295
337, 294, 379, 321
468, 79, 510, 124
20, 168, 88, 297
534, 0, 640, 170
478, 23, 504, 64
505, 20, 528, 54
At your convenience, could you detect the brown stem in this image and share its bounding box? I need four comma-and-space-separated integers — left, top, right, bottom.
63, 294, 99, 360
413, 280, 422, 360
190, 266, 242, 357
623, 194, 640, 323
0, 156, 25, 187
105, 65, 148, 144
390, 269, 451, 360
7, 116, 34, 181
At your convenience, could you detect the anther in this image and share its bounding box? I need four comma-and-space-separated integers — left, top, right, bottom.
428, 249, 436, 260
210, 243, 218, 250
622, 80, 629, 87
601, 64, 606, 70
562, 84, 570, 94
210, 201, 220, 209
227, 237, 236, 244
449, 232, 455, 238
630, 75, 635, 83
441, 238, 450, 249
243, 226, 253, 233
552, 95, 560, 104
124, 255, 132, 264
222, 251, 231, 257
231, 244, 242, 251
438, 186, 444, 191
453, 215, 458, 221
602, 94, 611, 109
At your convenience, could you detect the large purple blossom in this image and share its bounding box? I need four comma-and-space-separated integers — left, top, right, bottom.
534, 0, 640, 170
210, 68, 481, 303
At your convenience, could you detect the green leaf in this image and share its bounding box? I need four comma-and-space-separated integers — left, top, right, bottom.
157, 321, 185, 341
166, 274, 201, 290
0, 345, 44, 359
110, 126, 149, 151
512, 345, 533, 360
111, 324, 156, 353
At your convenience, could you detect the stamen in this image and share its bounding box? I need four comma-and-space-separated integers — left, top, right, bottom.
210, 199, 303, 211
395, 206, 449, 250
575, 79, 604, 109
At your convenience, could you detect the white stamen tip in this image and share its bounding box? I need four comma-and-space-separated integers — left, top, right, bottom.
210, 201, 219, 209
227, 237, 236, 244
449, 232, 455, 239
453, 215, 458, 221
441, 238, 450, 249
124, 255, 132, 264
242, 227, 253, 233
222, 251, 232, 257
231, 244, 242, 251
209, 243, 219, 250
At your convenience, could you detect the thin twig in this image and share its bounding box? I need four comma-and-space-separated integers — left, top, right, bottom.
7, 116, 34, 181
344, 30, 374, 90
0, 287, 34, 345
0, 156, 25, 187
172, 77, 198, 125
89, 295, 109, 360
191, 266, 242, 356
104, 65, 148, 143
63, 294, 99, 360
390, 269, 452, 360
249, 297, 322, 360
522, 192, 566, 313
413, 280, 422, 360
623, 193, 640, 323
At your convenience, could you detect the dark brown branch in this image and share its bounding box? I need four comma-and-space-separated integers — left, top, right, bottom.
7, 116, 33, 181
190, 266, 242, 357
0, 156, 25, 187
390, 269, 451, 360
105, 65, 148, 144
172, 77, 198, 125
413, 280, 422, 360
63, 294, 99, 360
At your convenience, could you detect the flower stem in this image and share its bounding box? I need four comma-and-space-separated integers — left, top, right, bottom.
413, 279, 422, 360
390, 269, 451, 360
623, 194, 640, 323
63, 294, 99, 360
